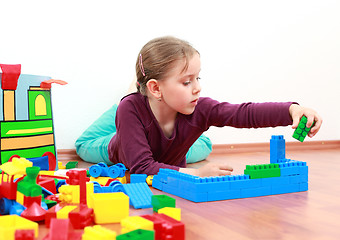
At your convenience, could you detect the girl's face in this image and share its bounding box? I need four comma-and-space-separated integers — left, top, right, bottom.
159, 52, 201, 115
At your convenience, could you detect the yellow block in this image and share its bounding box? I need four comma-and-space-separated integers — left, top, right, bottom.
158, 207, 181, 221
121, 216, 154, 234
58, 161, 66, 169
58, 182, 94, 205
82, 225, 116, 240
56, 205, 78, 219
16, 191, 25, 206
0, 215, 38, 239
0, 157, 32, 176
91, 192, 129, 224
90, 176, 126, 185
146, 175, 153, 185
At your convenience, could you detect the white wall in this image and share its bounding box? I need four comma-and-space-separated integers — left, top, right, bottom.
1, 0, 339, 149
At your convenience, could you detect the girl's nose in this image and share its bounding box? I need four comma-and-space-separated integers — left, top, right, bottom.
193, 80, 201, 94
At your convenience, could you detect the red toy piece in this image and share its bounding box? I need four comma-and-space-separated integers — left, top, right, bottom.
42, 152, 57, 171
0, 64, 21, 90
15, 229, 35, 240
37, 176, 57, 194
21, 200, 46, 222
42, 218, 82, 240
68, 204, 94, 229
141, 213, 185, 240
40, 79, 68, 89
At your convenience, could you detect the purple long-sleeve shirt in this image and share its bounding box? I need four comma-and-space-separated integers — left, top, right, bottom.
108, 92, 294, 175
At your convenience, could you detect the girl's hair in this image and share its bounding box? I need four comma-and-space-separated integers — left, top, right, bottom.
136, 36, 199, 95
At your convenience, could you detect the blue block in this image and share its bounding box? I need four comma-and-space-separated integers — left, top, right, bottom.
299, 174, 308, 183
270, 135, 286, 163
164, 184, 208, 203
229, 175, 261, 190
123, 182, 153, 209
299, 182, 308, 191
208, 189, 241, 201
262, 176, 290, 186
152, 175, 163, 190
130, 174, 147, 183
241, 186, 271, 198
28, 155, 49, 171
271, 183, 300, 195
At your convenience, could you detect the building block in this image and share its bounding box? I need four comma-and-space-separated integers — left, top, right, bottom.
292, 116, 312, 142
68, 205, 94, 229
15, 229, 35, 240
56, 205, 78, 219
65, 161, 78, 169
130, 174, 147, 183
0, 215, 38, 240
152, 136, 308, 202
83, 225, 117, 240
90, 176, 127, 185
42, 218, 82, 240
244, 163, 281, 179
122, 182, 153, 209
117, 229, 154, 240
17, 166, 42, 197
141, 213, 185, 240
58, 182, 94, 205
120, 216, 154, 234
90, 192, 129, 224
58, 161, 66, 169
158, 207, 181, 221
0, 157, 32, 176
89, 162, 127, 178
146, 175, 153, 185
270, 135, 286, 163
151, 195, 176, 212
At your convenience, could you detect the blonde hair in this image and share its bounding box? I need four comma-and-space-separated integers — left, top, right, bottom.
136, 36, 199, 95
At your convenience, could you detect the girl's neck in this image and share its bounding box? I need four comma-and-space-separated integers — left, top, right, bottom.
148, 97, 177, 138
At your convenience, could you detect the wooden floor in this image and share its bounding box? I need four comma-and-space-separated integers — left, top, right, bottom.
38, 147, 340, 240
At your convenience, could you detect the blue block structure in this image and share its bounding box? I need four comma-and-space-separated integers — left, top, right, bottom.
152, 135, 308, 202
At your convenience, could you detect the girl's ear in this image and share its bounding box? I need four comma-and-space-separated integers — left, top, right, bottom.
146, 79, 162, 99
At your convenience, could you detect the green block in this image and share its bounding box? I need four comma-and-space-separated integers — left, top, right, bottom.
151, 195, 176, 212
244, 164, 281, 179
292, 116, 312, 142
44, 199, 57, 209
17, 166, 42, 197
117, 229, 155, 240
65, 161, 78, 169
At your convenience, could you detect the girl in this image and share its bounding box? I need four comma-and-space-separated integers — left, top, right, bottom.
77, 36, 322, 177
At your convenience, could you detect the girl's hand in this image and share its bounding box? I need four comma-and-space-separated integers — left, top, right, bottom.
180, 163, 233, 177
289, 104, 323, 138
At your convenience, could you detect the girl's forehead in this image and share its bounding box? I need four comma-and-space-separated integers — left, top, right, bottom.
170, 53, 201, 78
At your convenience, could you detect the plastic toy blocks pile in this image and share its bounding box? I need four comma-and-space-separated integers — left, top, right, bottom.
152, 135, 308, 202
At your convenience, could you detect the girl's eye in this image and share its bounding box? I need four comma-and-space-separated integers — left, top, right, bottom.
183, 81, 191, 86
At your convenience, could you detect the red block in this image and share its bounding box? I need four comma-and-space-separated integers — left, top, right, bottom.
68, 204, 94, 229
141, 213, 185, 240
15, 229, 35, 240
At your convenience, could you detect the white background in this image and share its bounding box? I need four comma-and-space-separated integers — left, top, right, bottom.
1, 0, 339, 149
